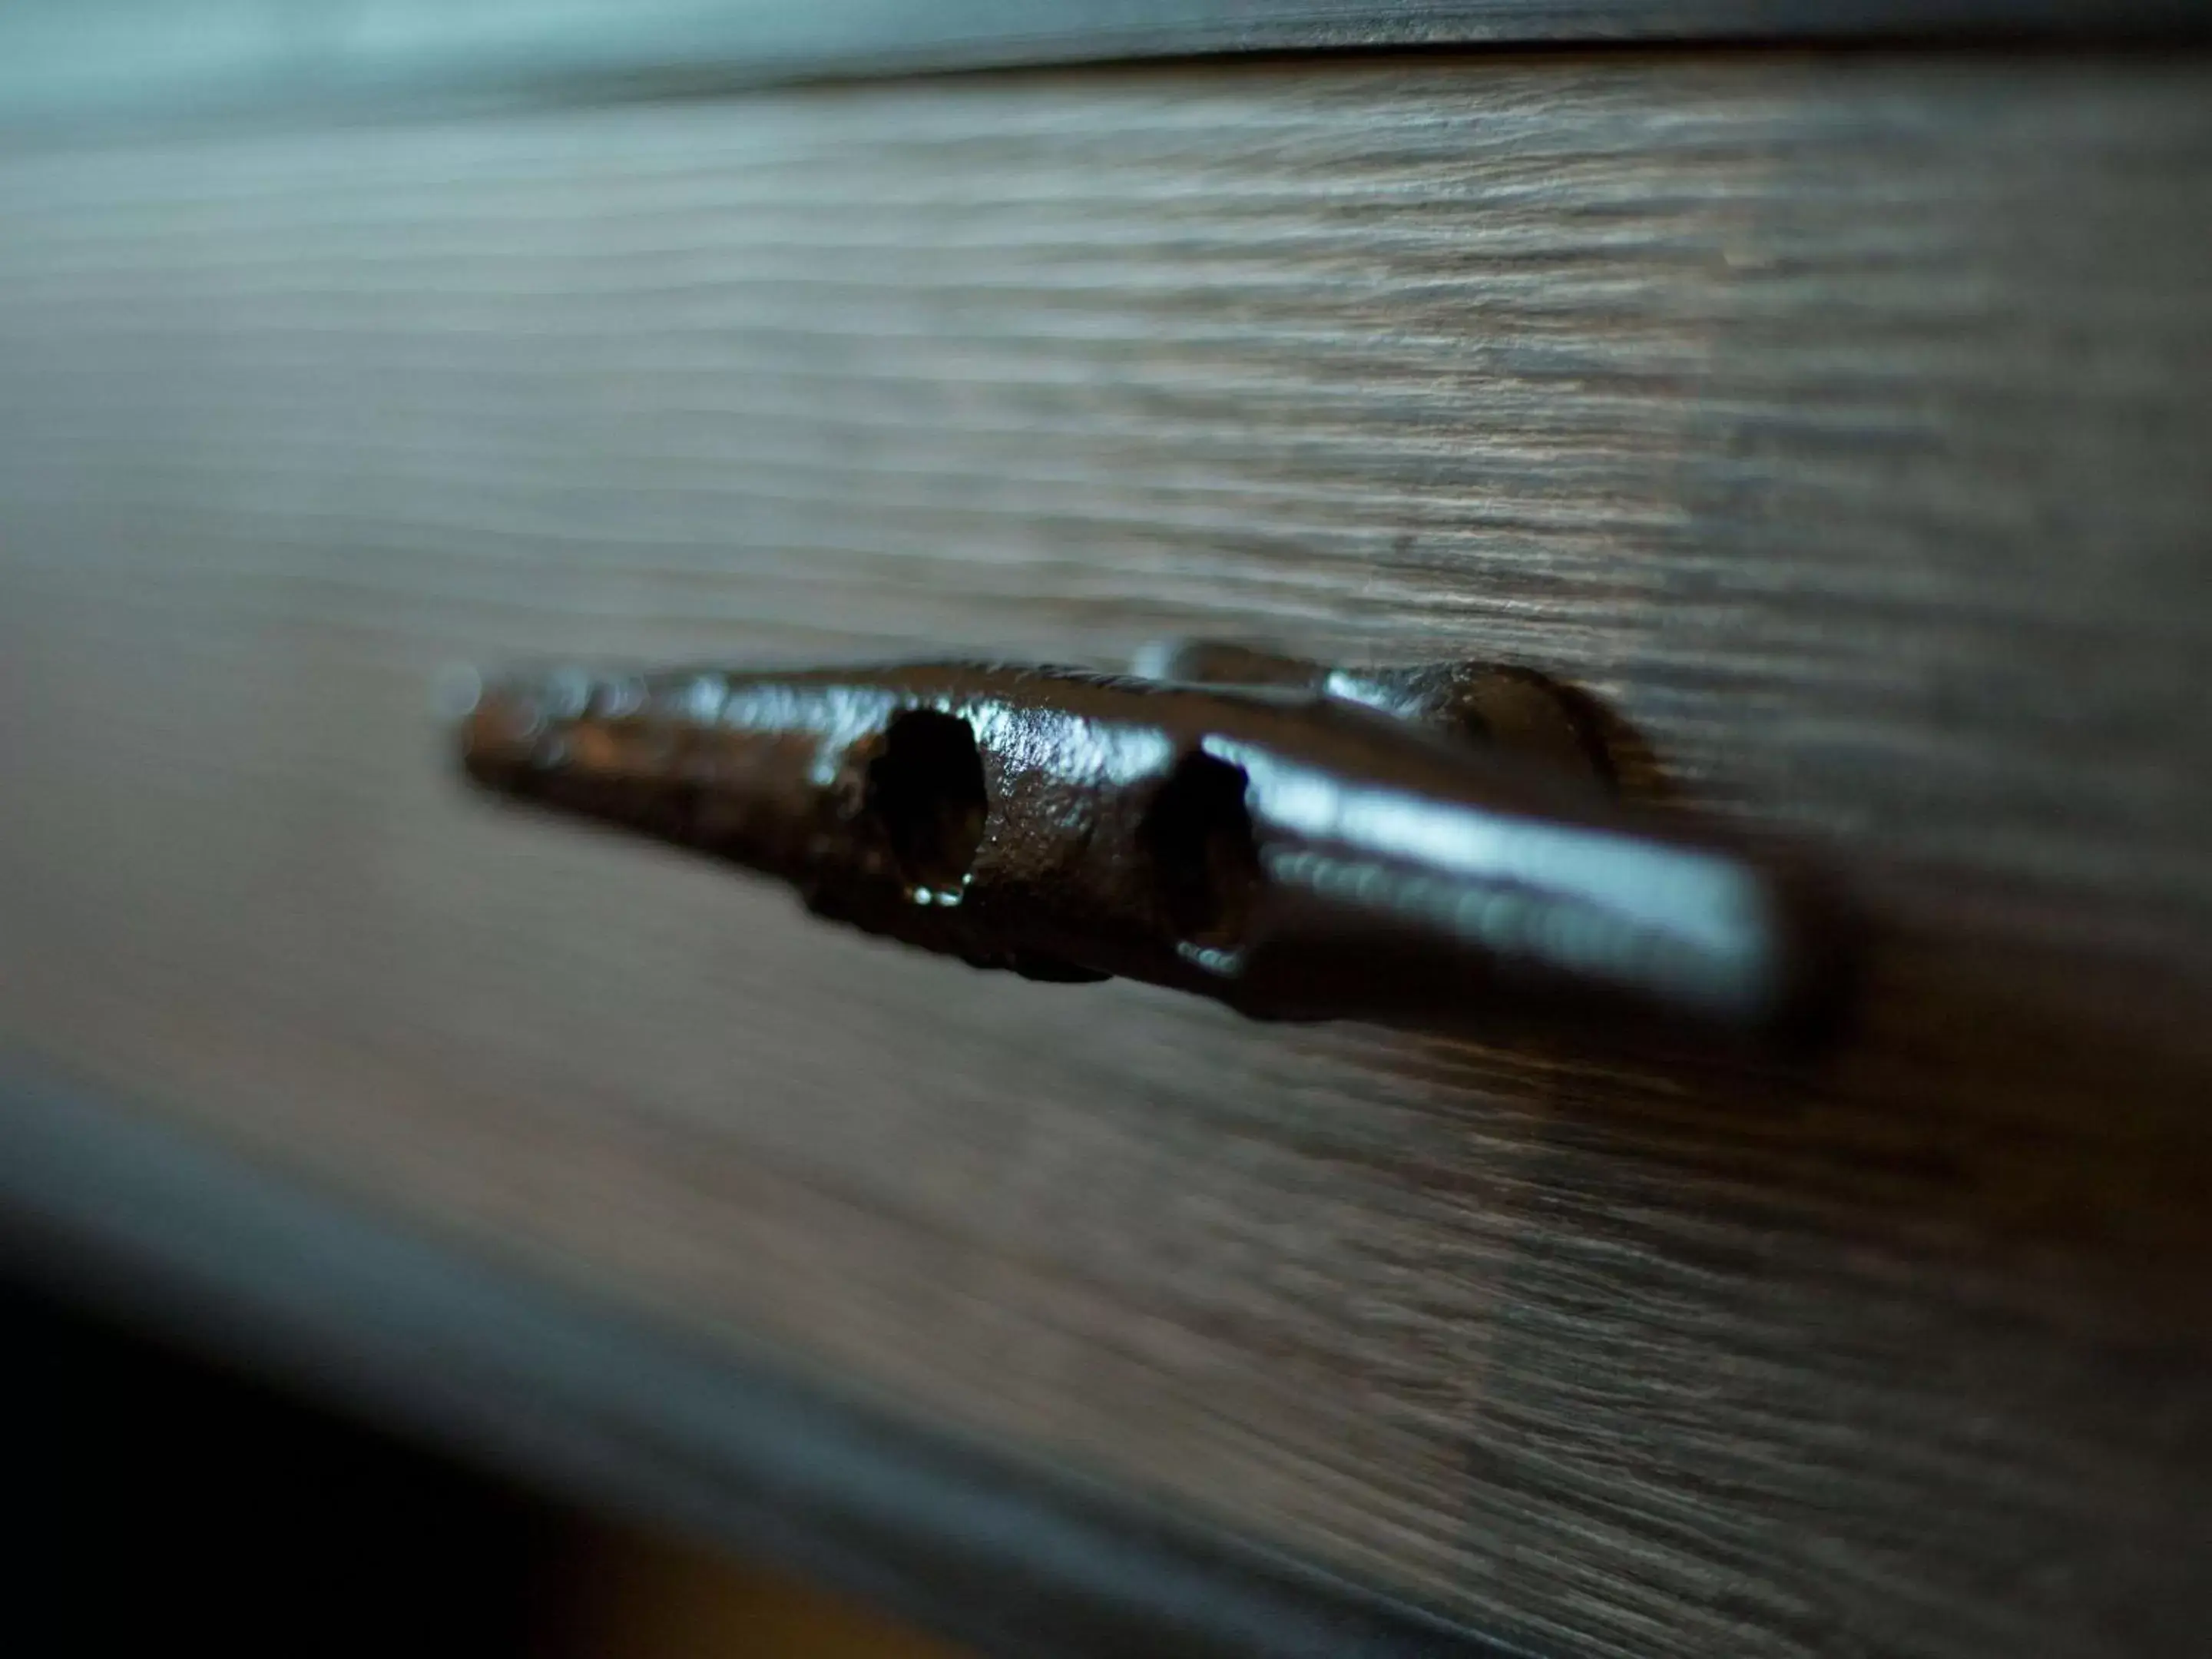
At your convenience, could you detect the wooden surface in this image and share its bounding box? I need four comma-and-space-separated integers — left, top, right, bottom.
0, 1071, 1489, 1659
7, 1, 2209, 131
3, 54, 2211, 1658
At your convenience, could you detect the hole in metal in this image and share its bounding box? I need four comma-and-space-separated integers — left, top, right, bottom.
1142, 752, 1260, 948
865, 710, 988, 896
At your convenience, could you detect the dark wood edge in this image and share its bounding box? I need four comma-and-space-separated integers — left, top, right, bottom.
4, 0, 2209, 134
0, 1061, 1538, 1659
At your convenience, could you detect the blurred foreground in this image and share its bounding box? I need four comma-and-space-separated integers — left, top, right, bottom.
4, 1277, 962, 1657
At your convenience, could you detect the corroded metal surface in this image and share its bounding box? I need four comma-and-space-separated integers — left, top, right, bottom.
456, 654, 1847, 1048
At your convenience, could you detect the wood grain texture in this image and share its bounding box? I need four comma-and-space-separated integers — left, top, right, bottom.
7, 0, 2210, 131
3, 55, 2211, 1658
